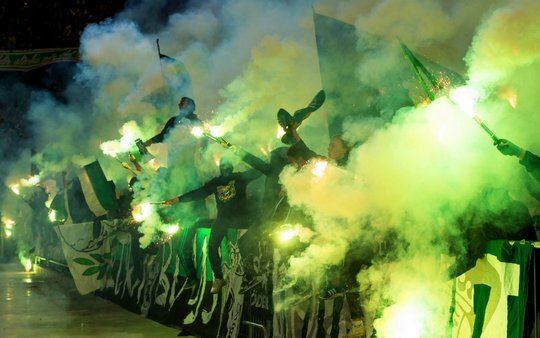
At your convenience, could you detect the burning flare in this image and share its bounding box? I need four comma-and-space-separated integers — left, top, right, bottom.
164, 224, 180, 235
311, 160, 328, 178
449, 86, 478, 117
273, 224, 314, 245
25, 258, 32, 272
3, 218, 15, 230
190, 126, 204, 137
132, 202, 153, 222
276, 126, 286, 139
209, 125, 223, 137
100, 121, 142, 157
48, 210, 56, 222
279, 228, 299, 242
10, 184, 20, 195
450, 86, 499, 143
9, 175, 41, 195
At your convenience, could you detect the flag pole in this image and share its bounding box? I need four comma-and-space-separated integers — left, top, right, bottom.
156, 38, 166, 85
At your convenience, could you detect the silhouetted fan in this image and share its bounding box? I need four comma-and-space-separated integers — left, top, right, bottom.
277, 90, 326, 145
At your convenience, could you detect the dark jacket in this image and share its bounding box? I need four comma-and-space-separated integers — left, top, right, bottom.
521, 150, 540, 182
180, 169, 261, 220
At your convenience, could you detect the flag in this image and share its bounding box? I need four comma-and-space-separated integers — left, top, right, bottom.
50, 177, 94, 224
400, 42, 465, 102
56, 220, 117, 294
76, 160, 118, 218
159, 52, 192, 98
313, 12, 377, 135
313, 12, 412, 136
451, 240, 533, 338
141, 85, 174, 109
142, 52, 192, 109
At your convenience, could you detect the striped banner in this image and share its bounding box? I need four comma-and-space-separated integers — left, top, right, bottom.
0, 48, 79, 71
77, 161, 118, 217
452, 240, 533, 338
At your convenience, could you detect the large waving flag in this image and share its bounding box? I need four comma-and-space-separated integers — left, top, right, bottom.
313, 12, 413, 136
313, 12, 378, 135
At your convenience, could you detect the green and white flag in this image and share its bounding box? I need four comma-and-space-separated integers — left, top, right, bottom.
76, 161, 118, 217
56, 220, 117, 295
452, 240, 533, 338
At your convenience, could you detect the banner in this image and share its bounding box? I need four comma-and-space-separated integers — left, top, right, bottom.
77, 161, 118, 217
452, 240, 533, 338
0, 48, 79, 71
56, 220, 117, 295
